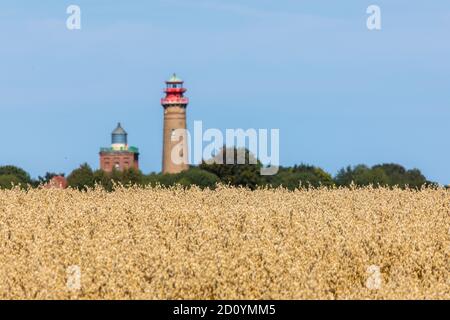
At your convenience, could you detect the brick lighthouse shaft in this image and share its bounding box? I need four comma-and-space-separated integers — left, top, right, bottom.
161, 74, 189, 174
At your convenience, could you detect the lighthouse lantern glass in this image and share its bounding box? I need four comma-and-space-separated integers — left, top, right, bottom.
168, 83, 182, 89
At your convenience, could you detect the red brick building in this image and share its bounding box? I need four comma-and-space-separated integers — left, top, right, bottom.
99, 123, 139, 172
44, 176, 68, 189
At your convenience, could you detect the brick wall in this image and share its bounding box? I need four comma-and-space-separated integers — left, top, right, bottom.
99, 152, 139, 172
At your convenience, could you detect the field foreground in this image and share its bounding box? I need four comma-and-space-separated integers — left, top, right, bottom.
0, 186, 448, 299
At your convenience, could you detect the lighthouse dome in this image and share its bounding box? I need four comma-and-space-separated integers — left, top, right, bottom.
111, 122, 128, 150
166, 73, 183, 83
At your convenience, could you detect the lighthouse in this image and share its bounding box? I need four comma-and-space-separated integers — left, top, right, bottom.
161, 74, 189, 174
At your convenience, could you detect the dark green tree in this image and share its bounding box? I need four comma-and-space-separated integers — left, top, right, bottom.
0, 175, 22, 189
176, 167, 219, 188
404, 168, 429, 188
335, 163, 429, 188
93, 169, 114, 191
266, 164, 334, 189
67, 163, 95, 191
144, 167, 219, 189
121, 168, 144, 186
200, 147, 263, 189
358, 167, 390, 186
335, 165, 368, 186
372, 163, 428, 188
336, 164, 390, 186
0, 165, 31, 185
143, 172, 165, 187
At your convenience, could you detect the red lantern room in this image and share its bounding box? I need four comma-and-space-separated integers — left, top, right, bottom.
161, 74, 189, 107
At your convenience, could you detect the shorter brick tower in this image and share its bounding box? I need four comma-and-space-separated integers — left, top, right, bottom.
99, 123, 139, 172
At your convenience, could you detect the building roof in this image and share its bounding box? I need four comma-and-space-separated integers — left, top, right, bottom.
166, 73, 183, 83
44, 176, 68, 189
112, 122, 127, 135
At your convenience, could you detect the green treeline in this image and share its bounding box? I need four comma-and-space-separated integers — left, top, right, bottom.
0, 148, 439, 190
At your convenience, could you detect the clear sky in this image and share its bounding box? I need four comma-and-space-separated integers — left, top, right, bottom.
1, 1, 449, 184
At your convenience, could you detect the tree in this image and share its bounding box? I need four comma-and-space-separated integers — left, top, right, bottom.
404, 168, 429, 188
266, 164, 334, 190
177, 167, 219, 188
200, 147, 263, 189
144, 167, 219, 189
121, 168, 144, 186
0, 165, 31, 185
335, 164, 390, 187
335, 163, 430, 188
67, 163, 94, 191
359, 167, 390, 186
0, 175, 21, 189
143, 172, 165, 187
372, 163, 428, 188
93, 169, 114, 191
335, 165, 367, 186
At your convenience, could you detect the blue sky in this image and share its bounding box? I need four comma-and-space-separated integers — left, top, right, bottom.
1, 1, 449, 183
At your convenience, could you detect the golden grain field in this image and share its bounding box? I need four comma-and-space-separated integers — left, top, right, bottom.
0, 185, 448, 300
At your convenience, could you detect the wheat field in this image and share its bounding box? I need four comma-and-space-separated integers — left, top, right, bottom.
0, 185, 448, 299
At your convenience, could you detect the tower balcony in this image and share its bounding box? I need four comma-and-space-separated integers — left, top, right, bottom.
161, 97, 189, 106
164, 87, 186, 94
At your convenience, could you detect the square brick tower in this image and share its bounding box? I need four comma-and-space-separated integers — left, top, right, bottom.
99, 123, 139, 172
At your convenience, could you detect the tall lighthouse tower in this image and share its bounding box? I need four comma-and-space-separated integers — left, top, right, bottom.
161, 74, 189, 174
